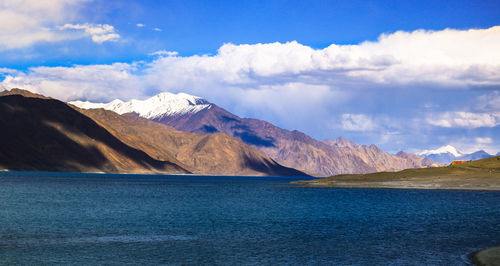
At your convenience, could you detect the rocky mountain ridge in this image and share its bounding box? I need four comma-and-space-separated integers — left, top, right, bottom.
73, 92, 440, 176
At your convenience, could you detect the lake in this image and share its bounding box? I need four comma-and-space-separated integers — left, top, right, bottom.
0, 172, 499, 265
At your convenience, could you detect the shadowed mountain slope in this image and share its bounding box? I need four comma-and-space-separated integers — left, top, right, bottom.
0, 93, 188, 174
77, 108, 306, 176
70, 92, 439, 176
154, 104, 437, 176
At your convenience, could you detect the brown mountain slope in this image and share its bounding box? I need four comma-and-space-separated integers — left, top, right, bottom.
395, 151, 444, 168
76, 108, 307, 176
154, 104, 435, 176
323, 137, 443, 171
0, 93, 189, 174
0, 88, 52, 99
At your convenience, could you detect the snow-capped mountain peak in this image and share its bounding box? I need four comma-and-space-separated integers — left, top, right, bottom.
418, 145, 463, 157
69, 92, 211, 119
418, 145, 494, 164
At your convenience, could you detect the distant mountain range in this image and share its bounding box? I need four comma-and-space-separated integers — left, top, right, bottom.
418, 145, 495, 164
71, 92, 442, 176
0, 89, 305, 176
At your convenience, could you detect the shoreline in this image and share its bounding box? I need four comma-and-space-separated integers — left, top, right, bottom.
470, 246, 500, 266
291, 156, 500, 191
289, 181, 500, 191
0, 170, 312, 179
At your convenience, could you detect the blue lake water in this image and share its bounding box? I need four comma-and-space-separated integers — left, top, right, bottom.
0, 172, 499, 265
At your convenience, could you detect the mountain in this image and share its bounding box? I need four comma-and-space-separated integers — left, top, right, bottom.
0, 91, 188, 174
461, 150, 493, 161
419, 145, 463, 157
75, 108, 306, 176
418, 145, 463, 164
418, 145, 493, 164
0, 89, 306, 176
395, 151, 443, 168
0, 88, 52, 99
292, 155, 500, 190
70, 92, 211, 119
1, 88, 305, 176
72, 93, 438, 176
322, 138, 442, 170
323, 136, 358, 149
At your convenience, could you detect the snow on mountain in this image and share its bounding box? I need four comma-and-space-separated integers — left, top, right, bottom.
70, 92, 212, 119
418, 145, 463, 157
418, 145, 494, 164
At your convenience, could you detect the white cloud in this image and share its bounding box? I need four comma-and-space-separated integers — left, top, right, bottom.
136, 23, 145, 28
153, 28, 162, 32
233, 82, 344, 124
59, 23, 120, 43
341, 114, 377, 131
0, 0, 120, 49
0, 67, 18, 75
427, 112, 500, 128
4, 26, 498, 100
1, 63, 144, 101
475, 137, 492, 144
149, 50, 178, 57
140, 26, 500, 91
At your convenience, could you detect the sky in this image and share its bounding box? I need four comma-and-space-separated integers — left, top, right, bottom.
1, 0, 499, 154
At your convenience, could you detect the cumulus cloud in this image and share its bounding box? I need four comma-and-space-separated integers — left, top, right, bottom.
139, 26, 500, 91
341, 114, 377, 131
59, 23, 120, 43
427, 112, 500, 128
136, 23, 145, 28
1, 63, 144, 100
153, 28, 162, 32
0, 0, 120, 50
4, 26, 498, 99
0, 0, 83, 49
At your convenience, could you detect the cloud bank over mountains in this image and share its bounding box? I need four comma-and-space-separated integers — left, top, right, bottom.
4, 26, 499, 97
1, 23, 499, 153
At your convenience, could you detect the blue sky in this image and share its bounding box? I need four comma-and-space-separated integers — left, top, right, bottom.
1, 0, 499, 154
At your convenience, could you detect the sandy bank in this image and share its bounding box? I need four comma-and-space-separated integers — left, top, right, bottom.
471, 246, 500, 266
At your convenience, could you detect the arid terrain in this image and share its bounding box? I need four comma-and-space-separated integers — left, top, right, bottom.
292, 156, 500, 190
